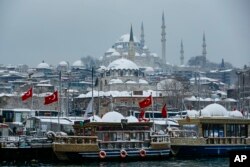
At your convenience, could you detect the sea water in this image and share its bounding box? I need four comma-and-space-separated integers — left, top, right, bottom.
1, 157, 229, 167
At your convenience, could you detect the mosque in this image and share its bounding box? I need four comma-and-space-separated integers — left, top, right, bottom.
100, 16, 167, 68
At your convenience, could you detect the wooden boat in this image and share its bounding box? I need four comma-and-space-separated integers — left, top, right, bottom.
170, 104, 250, 156
52, 120, 170, 161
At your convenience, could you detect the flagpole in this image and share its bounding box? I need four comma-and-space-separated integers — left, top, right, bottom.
58, 71, 62, 132
92, 67, 95, 120
151, 92, 155, 132
31, 86, 34, 111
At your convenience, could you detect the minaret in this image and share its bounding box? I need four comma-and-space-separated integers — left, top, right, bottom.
140, 22, 145, 49
202, 32, 207, 66
128, 25, 135, 61
180, 40, 184, 66
161, 12, 166, 64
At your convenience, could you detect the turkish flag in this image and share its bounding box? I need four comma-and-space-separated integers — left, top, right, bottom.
21, 88, 33, 101
161, 103, 167, 118
138, 95, 152, 108
44, 91, 58, 105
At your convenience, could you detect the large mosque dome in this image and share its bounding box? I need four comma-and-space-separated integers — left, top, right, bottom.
116, 34, 140, 43
107, 58, 139, 70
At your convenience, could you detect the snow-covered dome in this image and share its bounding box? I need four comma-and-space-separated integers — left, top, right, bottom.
88, 115, 102, 122
187, 110, 199, 117
116, 34, 139, 43
72, 60, 84, 68
107, 58, 139, 70
58, 61, 68, 66
37, 61, 50, 69
202, 103, 228, 117
126, 80, 137, 84
97, 66, 107, 72
139, 79, 148, 84
228, 110, 243, 118
106, 48, 116, 53
125, 115, 138, 123
109, 78, 123, 84
102, 111, 125, 122
111, 51, 120, 56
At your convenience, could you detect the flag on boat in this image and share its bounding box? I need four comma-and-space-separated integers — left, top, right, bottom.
138, 95, 152, 108
161, 103, 167, 118
21, 88, 33, 101
44, 91, 58, 105
84, 98, 93, 119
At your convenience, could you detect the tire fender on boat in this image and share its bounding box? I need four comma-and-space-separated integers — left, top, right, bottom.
120, 149, 127, 158
140, 149, 146, 157
99, 150, 106, 159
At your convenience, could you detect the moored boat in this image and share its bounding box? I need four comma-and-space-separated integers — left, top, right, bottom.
170, 103, 250, 156
52, 119, 170, 161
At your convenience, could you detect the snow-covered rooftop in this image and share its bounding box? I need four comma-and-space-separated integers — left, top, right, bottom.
102, 111, 125, 122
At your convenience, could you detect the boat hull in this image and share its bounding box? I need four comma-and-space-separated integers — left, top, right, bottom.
55, 148, 170, 161
171, 145, 250, 157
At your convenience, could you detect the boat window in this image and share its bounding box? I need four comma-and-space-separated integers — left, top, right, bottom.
226, 124, 246, 137
202, 124, 224, 137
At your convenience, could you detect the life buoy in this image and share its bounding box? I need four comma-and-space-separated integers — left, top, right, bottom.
120, 149, 127, 158
99, 150, 106, 159
140, 149, 146, 157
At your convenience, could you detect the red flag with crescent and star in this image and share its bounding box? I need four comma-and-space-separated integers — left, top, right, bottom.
21, 88, 33, 101
44, 91, 58, 105
138, 95, 152, 108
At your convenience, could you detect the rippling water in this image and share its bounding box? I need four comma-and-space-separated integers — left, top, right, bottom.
1, 157, 229, 167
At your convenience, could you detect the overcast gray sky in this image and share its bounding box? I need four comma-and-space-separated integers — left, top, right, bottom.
0, 0, 249, 68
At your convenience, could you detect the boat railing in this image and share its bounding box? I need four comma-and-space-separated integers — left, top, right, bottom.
150, 134, 170, 143
169, 129, 197, 138
206, 137, 248, 145
54, 136, 98, 145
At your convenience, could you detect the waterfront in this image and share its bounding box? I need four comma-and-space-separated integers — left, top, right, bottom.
1, 157, 229, 167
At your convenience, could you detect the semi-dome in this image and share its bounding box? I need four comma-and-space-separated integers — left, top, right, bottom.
107, 58, 139, 70
102, 111, 125, 122
202, 103, 228, 117
37, 61, 50, 69
125, 115, 138, 123
111, 51, 120, 56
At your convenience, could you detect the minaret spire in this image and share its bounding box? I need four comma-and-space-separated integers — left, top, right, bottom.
129, 24, 134, 42
161, 12, 166, 64
128, 24, 135, 61
202, 32, 207, 66
140, 22, 145, 48
180, 39, 184, 66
